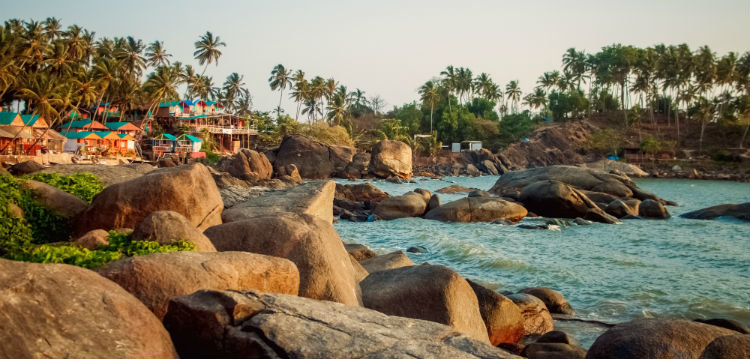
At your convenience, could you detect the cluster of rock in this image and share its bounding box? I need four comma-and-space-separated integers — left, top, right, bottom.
414, 148, 510, 177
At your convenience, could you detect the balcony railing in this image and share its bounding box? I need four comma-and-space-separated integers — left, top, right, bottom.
189, 125, 257, 135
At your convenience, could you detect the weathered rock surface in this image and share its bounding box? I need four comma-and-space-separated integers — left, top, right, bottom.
517, 180, 620, 224
425, 197, 528, 223
40, 163, 156, 186
21, 179, 88, 219
586, 319, 737, 359
8, 160, 44, 175
273, 135, 356, 179
97, 251, 299, 320
370, 139, 413, 178
344, 152, 370, 178
360, 251, 415, 273
349, 255, 370, 282
223, 180, 335, 224
498, 121, 598, 170
225, 149, 273, 181
163, 290, 521, 359
605, 199, 639, 218
330, 145, 356, 176
275, 163, 302, 184
335, 182, 390, 202
72, 228, 110, 249
131, 211, 217, 252
436, 184, 481, 194
468, 280, 525, 346
519, 287, 574, 315
699, 334, 750, 359
361, 263, 490, 343
345, 243, 378, 262
681, 202, 750, 222
506, 293, 554, 336
581, 159, 648, 178
639, 199, 671, 219
694, 318, 750, 334
374, 191, 428, 219
205, 212, 360, 306
0, 258, 177, 359
75, 163, 222, 233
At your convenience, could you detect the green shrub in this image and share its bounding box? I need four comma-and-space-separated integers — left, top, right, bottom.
25, 172, 105, 203
19, 190, 71, 244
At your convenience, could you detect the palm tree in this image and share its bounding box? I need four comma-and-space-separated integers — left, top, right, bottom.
115, 36, 146, 78
141, 65, 184, 138
1, 72, 63, 153
455, 67, 473, 103
193, 31, 226, 76
234, 88, 252, 116
43, 17, 62, 40
523, 87, 547, 113
562, 48, 588, 90
440, 65, 457, 110
736, 51, 750, 148
268, 64, 292, 116
290, 70, 307, 121
474, 73, 494, 100
222, 72, 245, 113
419, 80, 440, 132
327, 88, 351, 127
146, 41, 172, 68
505, 80, 522, 113
537, 71, 560, 93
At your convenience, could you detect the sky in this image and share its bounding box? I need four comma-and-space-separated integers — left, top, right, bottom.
2, 0, 749, 115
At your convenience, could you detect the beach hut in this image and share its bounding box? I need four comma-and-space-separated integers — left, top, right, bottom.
61, 120, 109, 133
0, 112, 24, 127
62, 131, 102, 153
34, 128, 67, 153
105, 121, 141, 137
116, 133, 136, 152
176, 134, 203, 153
152, 133, 177, 154
94, 131, 121, 152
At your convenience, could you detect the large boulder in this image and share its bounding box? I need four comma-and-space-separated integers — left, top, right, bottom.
329, 145, 356, 176
360, 251, 415, 273
274, 135, 334, 179
605, 199, 639, 218
226, 149, 273, 181
0, 258, 177, 358
344, 152, 370, 178
581, 159, 648, 178
345, 242, 377, 261
699, 334, 750, 359
519, 287, 574, 315
204, 212, 360, 306
370, 140, 413, 178
518, 180, 620, 224
222, 180, 335, 224
681, 203, 750, 222
131, 211, 217, 252
21, 179, 87, 219
75, 163, 222, 234
489, 165, 664, 202
586, 319, 737, 359
374, 191, 427, 219
8, 160, 44, 176
436, 184, 481, 194
467, 280, 525, 346
97, 251, 299, 320
522, 342, 587, 359
163, 290, 521, 359
425, 197, 528, 223
39, 163, 156, 186
361, 263, 490, 343
506, 293, 554, 336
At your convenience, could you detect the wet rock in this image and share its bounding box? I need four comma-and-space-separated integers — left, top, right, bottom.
335, 183, 389, 202
427, 194, 442, 212
519, 287, 574, 315
535, 330, 578, 345
162, 290, 520, 359
639, 199, 671, 219
586, 319, 736, 359
374, 191, 428, 219
699, 334, 750, 359
605, 199, 639, 218
517, 180, 619, 224
0, 258, 178, 358
97, 251, 299, 320
424, 197, 528, 223
407, 246, 426, 253
205, 212, 360, 306
506, 293, 554, 336
361, 263, 490, 343
360, 251, 415, 273
469, 190, 493, 197
467, 280, 525, 346
131, 211, 217, 252
345, 243, 377, 262
681, 203, 750, 222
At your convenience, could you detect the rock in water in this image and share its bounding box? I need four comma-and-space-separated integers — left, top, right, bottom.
75, 163, 222, 233
131, 211, 217, 252
163, 290, 521, 359
467, 280, 525, 346
370, 139, 413, 178
361, 263, 490, 343
517, 180, 619, 224
586, 319, 736, 359
519, 287, 574, 315
0, 258, 177, 358
360, 251, 415, 273
639, 199, 671, 219
424, 197, 528, 223
204, 212, 360, 306
506, 293, 554, 336
344, 243, 377, 261
374, 191, 428, 219
335, 183, 389, 202
97, 251, 299, 320
681, 203, 750, 222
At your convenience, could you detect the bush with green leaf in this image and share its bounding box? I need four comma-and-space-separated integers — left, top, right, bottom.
25, 172, 105, 203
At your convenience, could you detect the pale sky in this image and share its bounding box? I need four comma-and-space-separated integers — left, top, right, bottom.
2, 0, 749, 115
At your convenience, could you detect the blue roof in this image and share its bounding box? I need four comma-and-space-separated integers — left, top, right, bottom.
93, 131, 116, 138
61, 131, 101, 139
105, 122, 131, 130
21, 114, 41, 126
0, 112, 21, 125
159, 101, 181, 108
184, 134, 202, 142
155, 133, 177, 141
66, 120, 94, 128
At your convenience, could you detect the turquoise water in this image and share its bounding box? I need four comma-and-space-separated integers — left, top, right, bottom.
334, 177, 750, 348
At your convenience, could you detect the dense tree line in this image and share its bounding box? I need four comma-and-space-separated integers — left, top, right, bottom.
0, 18, 254, 140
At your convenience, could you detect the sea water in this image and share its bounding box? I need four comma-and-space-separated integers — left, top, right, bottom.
334, 176, 750, 348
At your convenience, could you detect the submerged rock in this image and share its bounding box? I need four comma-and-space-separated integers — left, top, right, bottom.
163, 289, 521, 359
638, 199, 671, 219
374, 191, 428, 219
519, 287, 574, 315
517, 180, 620, 224
681, 202, 750, 222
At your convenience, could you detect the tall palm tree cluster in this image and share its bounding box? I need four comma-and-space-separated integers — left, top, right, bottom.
0, 18, 254, 137
268, 63, 377, 128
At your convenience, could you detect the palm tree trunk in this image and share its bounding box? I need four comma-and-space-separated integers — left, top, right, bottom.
621, 82, 628, 126
430, 102, 434, 133
699, 117, 706, 153
277, 89, 284, 118
739, 113, 750, 149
